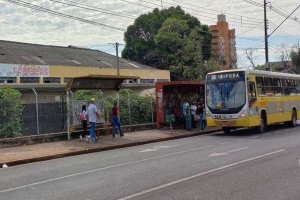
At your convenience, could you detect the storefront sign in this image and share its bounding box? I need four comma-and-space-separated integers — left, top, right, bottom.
0, 64, 49, 77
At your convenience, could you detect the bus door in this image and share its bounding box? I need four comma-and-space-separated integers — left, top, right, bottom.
247, 80, 258, 127
273, 78, 283, 122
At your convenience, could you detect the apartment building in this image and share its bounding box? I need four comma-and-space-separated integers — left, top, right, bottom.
210, 14, 237, 70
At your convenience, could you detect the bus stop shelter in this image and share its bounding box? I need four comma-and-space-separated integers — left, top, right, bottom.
155, 81, 205, 129
66, 75, 139, 140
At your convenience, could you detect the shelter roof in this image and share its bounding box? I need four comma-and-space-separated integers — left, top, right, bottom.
66, 75, 140, 91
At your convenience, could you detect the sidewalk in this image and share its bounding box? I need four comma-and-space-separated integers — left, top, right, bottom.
0, 127, 221, 168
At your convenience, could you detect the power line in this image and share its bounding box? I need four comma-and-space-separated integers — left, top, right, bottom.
268, 5, 300, 37
171, 0, 263, 22
48, 0, 136, 19
242, 0, 300, 24
143, 0, 261, 25
2, 0, 126, 32
268, 21, 299, 41
236, 22, 263, 36
121, 0, 262, 28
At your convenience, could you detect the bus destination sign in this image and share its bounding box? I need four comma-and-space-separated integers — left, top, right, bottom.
207, 72, 245, 81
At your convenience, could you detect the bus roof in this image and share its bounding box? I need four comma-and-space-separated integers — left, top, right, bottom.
206, 69, 300, 79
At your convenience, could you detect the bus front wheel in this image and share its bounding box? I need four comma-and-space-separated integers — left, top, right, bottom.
257, 114, 266, 133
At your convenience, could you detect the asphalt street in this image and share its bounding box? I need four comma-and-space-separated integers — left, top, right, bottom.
0, 124, 300, 200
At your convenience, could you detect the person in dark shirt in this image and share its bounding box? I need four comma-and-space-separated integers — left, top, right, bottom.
197, 98, 205, 132
173, 103, 182, 128
111, 101, 123, 138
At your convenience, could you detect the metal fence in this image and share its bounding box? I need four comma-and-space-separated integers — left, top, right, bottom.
0, 89, 155, 138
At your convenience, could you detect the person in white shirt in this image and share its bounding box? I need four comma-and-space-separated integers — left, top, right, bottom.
86, 98, 101, 143
190, 101, 197, 129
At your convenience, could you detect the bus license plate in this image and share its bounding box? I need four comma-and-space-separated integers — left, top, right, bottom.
222, 122, 228, 127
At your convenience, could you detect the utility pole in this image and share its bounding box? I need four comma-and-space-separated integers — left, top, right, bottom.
264, 0, 269, 71
109, 42, 124, 75
116, 42, 120, 76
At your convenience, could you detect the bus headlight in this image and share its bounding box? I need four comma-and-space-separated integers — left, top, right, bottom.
239, 110, 248, 118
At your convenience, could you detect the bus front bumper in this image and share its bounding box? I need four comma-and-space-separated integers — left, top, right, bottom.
207, 115, 260, 128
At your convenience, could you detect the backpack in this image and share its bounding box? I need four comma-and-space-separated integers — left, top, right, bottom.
79, 112, 85, 121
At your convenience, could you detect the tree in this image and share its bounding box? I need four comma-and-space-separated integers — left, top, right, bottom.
275, 44, 294, 72
291, 45, 300, 74
122, 6, 212, 79
204, 59, 222, 74
0, 87, 23, 138
153, 18, 204, 80
245, 48, 260, 69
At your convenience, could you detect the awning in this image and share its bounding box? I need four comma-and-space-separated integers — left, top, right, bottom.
66, 75, 140, 91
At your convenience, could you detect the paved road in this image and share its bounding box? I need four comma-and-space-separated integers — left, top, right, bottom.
0, 124, 300, 200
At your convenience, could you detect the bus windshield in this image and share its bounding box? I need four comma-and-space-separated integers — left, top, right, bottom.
206, 80, 246, 113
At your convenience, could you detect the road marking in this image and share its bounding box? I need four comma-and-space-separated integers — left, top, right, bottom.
118, 149, 285, 200
220, 142, 229, 145
140, 145, 181, 153
0, 145, 214, 194
208, 147, 248, 157
250, 136, 259, 139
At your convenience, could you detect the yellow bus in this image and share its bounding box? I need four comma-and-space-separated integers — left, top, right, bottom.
205, 69, 300, 134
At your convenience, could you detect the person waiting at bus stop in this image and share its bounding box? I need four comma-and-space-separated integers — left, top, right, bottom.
173, 103, 182, 128
197, 98, 205, 132
112, 101, 124, 138
182, 98, 192, 131
86, 98, 101, 143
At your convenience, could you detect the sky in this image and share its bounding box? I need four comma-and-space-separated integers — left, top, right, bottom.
0, 0, 299, 68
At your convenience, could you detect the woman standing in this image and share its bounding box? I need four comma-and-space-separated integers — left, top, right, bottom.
80, 105, 88, 140
112, 101, 124, 138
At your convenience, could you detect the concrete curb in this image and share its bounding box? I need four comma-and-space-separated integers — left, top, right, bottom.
0, 129, 222, 168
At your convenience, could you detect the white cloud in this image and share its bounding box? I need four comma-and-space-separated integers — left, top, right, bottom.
0, 0, 299, 66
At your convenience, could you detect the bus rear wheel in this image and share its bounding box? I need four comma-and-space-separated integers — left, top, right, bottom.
222, 127, 231, 134
290, 110, 297, 127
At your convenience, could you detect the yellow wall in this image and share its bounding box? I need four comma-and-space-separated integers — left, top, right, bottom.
49, 65, 170, 82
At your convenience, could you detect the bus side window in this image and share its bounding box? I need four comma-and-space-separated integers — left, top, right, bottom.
248, 81, 256, 98
287, 79, 296, 95
281, 79, 290, 95
295, 80, 300, 95
264, 77, 274, 96
255, 76, 265, 96
273, 78, 282, 95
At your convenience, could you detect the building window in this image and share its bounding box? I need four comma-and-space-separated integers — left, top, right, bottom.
20, 77, 39, 83
0, 77, 17, 83
64, 77, 72, 83
128, 79, 138, 84
140, 79, 155, 84
43, 77, 61, 83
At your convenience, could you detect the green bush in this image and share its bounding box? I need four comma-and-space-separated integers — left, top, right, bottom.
0, 87, 24, 138
74, 89, 155, 125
